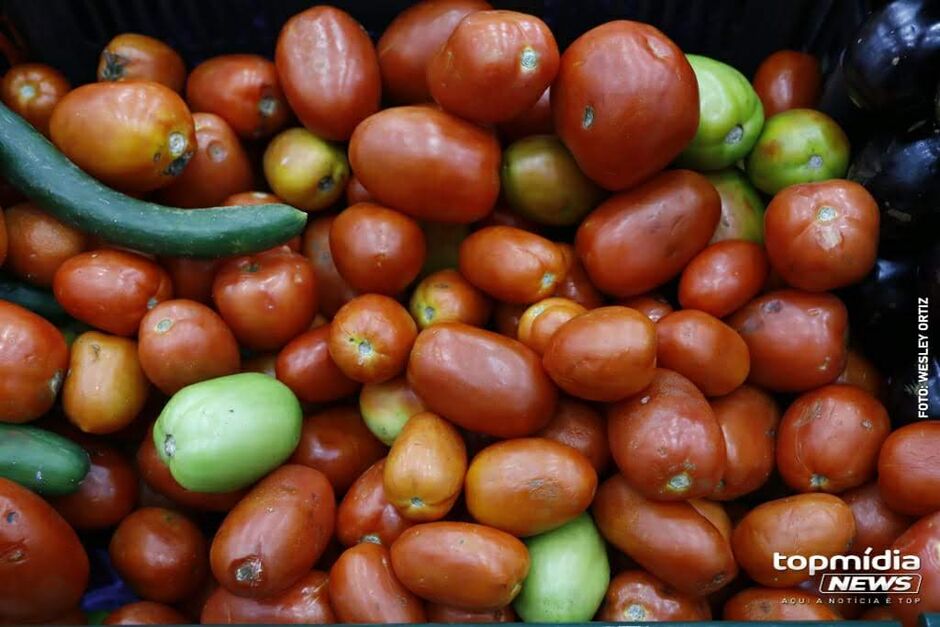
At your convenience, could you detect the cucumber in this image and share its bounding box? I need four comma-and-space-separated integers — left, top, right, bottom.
0, 273, 71, 324
0, 101, 307, 258
0, 424, 91, 495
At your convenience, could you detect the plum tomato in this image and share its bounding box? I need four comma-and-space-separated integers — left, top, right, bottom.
275, 325, 361, 404
3, 201, 88, 287
878, 421, 940, 516
275, 6, 381, 141
835, 348, 885, 399
359, 376, 427, 446
157, 257, 220, 306
329, 541, 427, 623
52, 440, 138, 530
336, 458, 414, 547
201, 570, 335, 624
723, 587, 840, 621
492, 302, 527, 338
890, 511, 940, 627
542, 306, 656, 402
597, 570, 712, 622
427, 604, 517, 623
608, 369, 726, 500
186, 54, 288, 140
752, 50, 822, 117
498, 86, 553, 142
535, 398, 610, 474
301, 215, 359, 318
575, 170, 720, 298
105, 601, 187, 625
552, 21, 698, 190
49, 82, 195, 193
1, 62, 70, 136
517, 297, 587, 356
0, 301, 68, 423
410, 268, 492, 330
428, 10, 559, 124
328, 294, 418, 384
842, 483, 914, 554
618, 293, 673, 323
348, 106, 501, 223
554, 242, 604, 310
263, 127, 349, 212
97, 33, 186, 92
345, 173, 373, 205
729, 289, 848, 392
764, 179, 880, 291
704, 169, 766, 244
678, 240, 769, 318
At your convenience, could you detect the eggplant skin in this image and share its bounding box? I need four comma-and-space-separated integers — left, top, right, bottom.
842, 0, 940, 119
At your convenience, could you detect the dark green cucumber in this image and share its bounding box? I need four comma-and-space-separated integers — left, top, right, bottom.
0, 101, 307, 258
0, 273, 71, 324
0, 424, 91, 495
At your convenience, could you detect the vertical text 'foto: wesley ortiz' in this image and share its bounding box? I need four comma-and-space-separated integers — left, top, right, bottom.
917, 297, 931, 419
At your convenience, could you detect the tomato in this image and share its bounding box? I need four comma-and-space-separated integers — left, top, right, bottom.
542, 306, 656, 402
835, 348, 885, 399
552, 21, 698, 190
0, 478, 89, 622
328, 294, 417, 384
330, 203, 426, 295
301, 216, 359, 318
104, 601, 187, 625
53, 249, 173, 336
428, 10, 558, 124
709, 386, 780, 501
275, 325, 360, 404
492, 302, 527, 338
358, 376, 427, 446
0, 301, 68, 423
678, 240, 768, 318
329, 541, 427, 623
3, 202, 88, 287
535, 399, 609, 474
51, 440, 137, 530
597, 570, 712, 622
764, 179, 879, 291
263, 127, 350, 212
878, 421, 940, 516
410, 268, 491, 330
157, 257, 219, 306
186, 54, 288, 139
200, 570, 334, 624
498, 87, 553, 142
752, 50, 821, 118
275, 6, 380, 141
1, 63, 69, 136
731, 494, 855, 587
349, 106, 501, 223
0, 207, 6, 265
516, 297, 587, 356
842, 483, 914, 554
576, 170, 721, 297
407, 322, 557, 437
776, 384, 890, 494
705, 169, 766, 244
723, 587, 840, 621
592, 474, 737, 596
109, 507, 207, 603
390, 522, 530, 609
618, 294, 673, 323
891, 511, 940, 627
745, 109, 850, 195
730, 289, 848, 392
337, 458, 414, 546
210, 465, 335, 598
289, 406, 386, 495
554, 243, 604, 310
97, 33, 186, 92
427, 604, 517, 623
656, 310, 750, 397
212, 248, 317, 351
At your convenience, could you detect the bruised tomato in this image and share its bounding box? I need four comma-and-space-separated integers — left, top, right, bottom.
427, 604, 517, 623
498, 87, 553, 142
723, 587, 840, 621
729, 289, 848, 392
337, 458, 414, 546
201, 570, 335, 624
301, 215, 359, 318
210, 465, 335, 598
428, 10, 558, 124
678, 240, 769, 318
186, 54, 288, 139
597, 570, 712, 622
50, 82, 195, 193
3, 202, 88, 287
1, 63, 69, 136
329, 541, 427, 623
536, 399, 609, 474
275, 6, 381, 141
407, 322, 557, 437
52, 441, 137, 530
53, 249, 173, 336
276, 325, 361, 404
842, 483, 913, 554
554, 242, 604, 310
349, 106, 501, 223
710, 386, 780, 501
410, 269, 492, 329
552, 21, 699, 190
105, 601, 187, 625
878, 421, 940, 516
890, 511, 940, 627
328, 294, 417, 384
97, 34, 186, 92
576, 170, 720, 297
752, 50, 821, 117
517, 297, 587, 356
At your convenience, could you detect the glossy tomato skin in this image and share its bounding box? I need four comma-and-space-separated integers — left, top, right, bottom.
731, 494, 855, 587
878, 421, 940, 516
752, 50, 821, 117
723, 587, 840, 621
410, 268, 492, 329
109, 507, 208, 603
201, 570, 335, 624
210, 465, 335, 598
891, 511, 940, 627
597, 570, 712, 622
428, 11, 558, 124
289, 406, 387, 495
0, 301, 68, 423
104, 601, 187, 625
552, 21, 698, 190
336, 458, 414, 546
619, 294, 673, 323
328, 294, 418, 384
49, 82, 195, 193
535, 399, 609, 474
554, 242, 604, 309
275, 6, 380, 141
275, 325, 361, 404
3, 202, 88, 287
263, 127, 349, 212
776, 384, 890, 493
542, 306, 656, 402
678, 240, 769, 318
407, 322, 557, 438
729, 289, 848, 392
497, 87, 553, 142
301, 216, 359, 318
709, 386, 780, 501
329, 541, 427, 623
517, 297, 587, 356
54, 249, 173, 336
186, 54, 288, 139
330, 203, 426, 295
427, 604, 517, 623
158, 257, 220, 306
0, 478, 90, 622
97, 33, 186, 92
349, 106, 502, 223
390, 522, 530, 609
592, 474, 737, 596
842, 482, 913, 554
1, 62, 70, 136
575, 170, 721, 297
52, 440, 138, 530
212, 249, 317, 351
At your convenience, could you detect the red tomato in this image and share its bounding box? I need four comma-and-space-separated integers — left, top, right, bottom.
336, 458, 414, 547
301, 215, 359, 318
842, 483, 914, 554
329, 541, 427, 623
1, 63, 70, 136
97, 34, 186, 92
200, 571, 335, 624
52, 440, 138, 530
104, 601, 187, 625
535, 398, 610, 474
752, 50, 821, 117
328, 294, 417, 384
345, 173, 373, 205
891, 511, 940, 627
598, 570, 712, 622
427, 604, 517, 623
878, 421, 940, 516
497, 87, 554, 142
3, 202, 88, 287
410, 268, 492, 329
678, 240, 769, 318
491, 301, 527, 338
276, 325, 361, 404
158, 257, 220, 305
835, 348, 885, 399
552, 21, 699, 190
618, 293, 673, 323
275, 6, 381, 141
554, 242, 604, 309
723, 587, 840, 621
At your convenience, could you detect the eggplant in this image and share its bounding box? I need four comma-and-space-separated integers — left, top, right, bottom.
842, 0, 940, 120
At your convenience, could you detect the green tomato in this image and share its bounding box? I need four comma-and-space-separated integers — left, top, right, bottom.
513, 513, 609, 622
677, 55, 764, 171
153, 372, 302, 493
420, 221, 469, 278
705, 168, 766, 244
746, 108, 850, 195
262, 127, 349, 211
501, 135, 604, 226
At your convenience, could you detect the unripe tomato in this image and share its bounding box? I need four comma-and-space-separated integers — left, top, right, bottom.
358, 376, 427, 446
263, 127, 349, 212
98, 33, 186, 92
517, 297, 587, 356
1, 62, 70, 136
705, 168, 766, 244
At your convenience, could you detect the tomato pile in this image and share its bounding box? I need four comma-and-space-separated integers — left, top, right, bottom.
0, 0, 938, 625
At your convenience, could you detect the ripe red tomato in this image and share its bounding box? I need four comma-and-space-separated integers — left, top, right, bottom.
598, 570, 712, 622
3, 202, 88, 287
890, 511, 940, 627
723, 588, 840, 621
52, 440, 138, 530
618, 294, 673, 323
427, 604, 517, 623
1, 63, 70, 136
842, 483, 913, 554
752, 50, 821, 117
835, 348, 885, 399
410, 268, 492, 329
158, 257, 220, 306
201, 571, 335, 624
329, 542, 427, 623
328, 294, 418, 384
104, 601, 188, 625
336, 458, 414, 547
97, 33, 186, 92
301, 215, 359, 318
878, 421, 940, 516
536, 399, 610, 474
498, 87, 554, 142
678, 240, 769, 318
276, 325, 361, 404
554, 242, 604, 309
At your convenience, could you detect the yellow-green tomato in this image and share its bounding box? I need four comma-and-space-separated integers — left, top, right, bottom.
263, 127, 349, 211
705, 169, 766, 244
